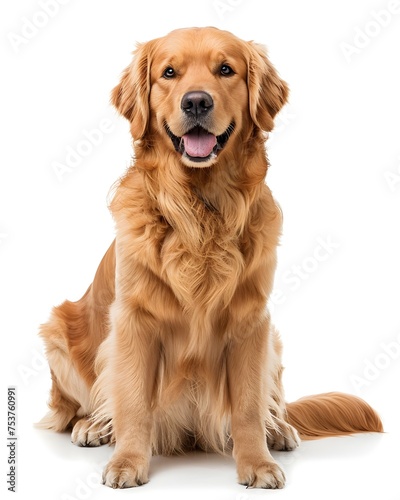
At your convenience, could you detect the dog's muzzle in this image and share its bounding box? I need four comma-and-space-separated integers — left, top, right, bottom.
165, 90, 235, 164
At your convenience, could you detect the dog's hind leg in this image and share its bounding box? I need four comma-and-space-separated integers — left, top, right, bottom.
37, 304, 94, 434
37, 367, 80, 432
37, 306, 112, 447
37, 300, 114, 447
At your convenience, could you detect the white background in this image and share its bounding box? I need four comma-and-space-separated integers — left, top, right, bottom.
1, 0, 400, 499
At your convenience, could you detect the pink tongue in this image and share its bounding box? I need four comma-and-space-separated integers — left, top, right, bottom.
182, 128, 217, 158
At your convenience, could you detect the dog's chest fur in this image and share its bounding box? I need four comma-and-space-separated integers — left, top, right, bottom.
113, 167, 276, 324
160, 224, 244, 314
125, 169, 250, 314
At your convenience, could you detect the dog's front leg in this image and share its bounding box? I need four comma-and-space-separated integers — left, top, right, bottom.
102, 306, 159, 489
227, 315, 286, 489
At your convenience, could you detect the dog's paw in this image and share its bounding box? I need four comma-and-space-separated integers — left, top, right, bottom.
237, 459, 285, 489
267, 422, 300, 451
71, 417, 111, 447
102, 454, 149, 489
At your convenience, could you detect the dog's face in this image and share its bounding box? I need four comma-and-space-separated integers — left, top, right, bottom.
112, 27, 288, 168
149, 28, 248, 168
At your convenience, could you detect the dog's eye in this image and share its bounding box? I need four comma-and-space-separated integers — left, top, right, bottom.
220, 64, 234, 76
163, 67, 176, 79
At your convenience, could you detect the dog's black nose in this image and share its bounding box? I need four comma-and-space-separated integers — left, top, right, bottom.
181, 91, 214, 117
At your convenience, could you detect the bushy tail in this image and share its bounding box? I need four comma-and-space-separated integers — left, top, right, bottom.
286, 392, 383, 440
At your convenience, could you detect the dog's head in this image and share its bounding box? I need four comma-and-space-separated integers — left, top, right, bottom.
112, 27, 288, 168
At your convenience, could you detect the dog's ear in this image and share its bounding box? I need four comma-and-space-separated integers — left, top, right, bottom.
247, 42, 289, 131
111, 41, 155, 139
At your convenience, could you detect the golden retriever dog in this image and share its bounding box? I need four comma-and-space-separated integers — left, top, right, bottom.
38, 27, 383, 489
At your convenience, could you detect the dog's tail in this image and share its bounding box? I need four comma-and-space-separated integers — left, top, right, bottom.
286, 392, 383, 440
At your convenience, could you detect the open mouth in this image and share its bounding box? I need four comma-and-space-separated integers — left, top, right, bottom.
165, 122, 235, 164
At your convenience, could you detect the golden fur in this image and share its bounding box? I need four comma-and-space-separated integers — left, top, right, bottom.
38, 27, 383, 489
